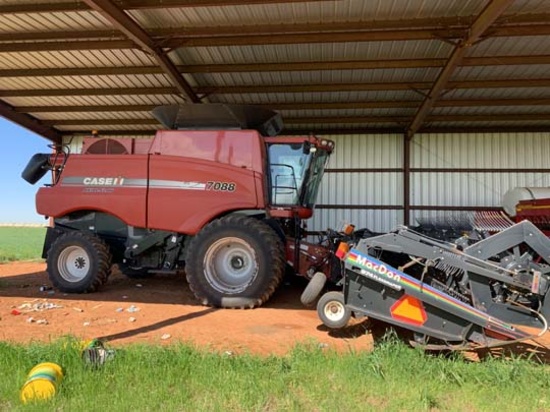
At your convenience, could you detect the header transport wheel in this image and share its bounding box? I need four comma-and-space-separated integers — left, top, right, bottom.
300, 271, 327, 306
317, 291, 351, 329
46, 231, 112, 293
185, 215, 285, 308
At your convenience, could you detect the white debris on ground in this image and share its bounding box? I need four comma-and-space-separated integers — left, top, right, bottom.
18, 300, 63, 312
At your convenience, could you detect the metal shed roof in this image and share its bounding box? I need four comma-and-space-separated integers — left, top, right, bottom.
0, 0, 549, 142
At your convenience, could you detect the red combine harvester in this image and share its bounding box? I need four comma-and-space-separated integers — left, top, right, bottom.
22, 105, 337, 308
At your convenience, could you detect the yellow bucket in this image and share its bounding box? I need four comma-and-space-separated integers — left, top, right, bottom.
20, 362, 63, 403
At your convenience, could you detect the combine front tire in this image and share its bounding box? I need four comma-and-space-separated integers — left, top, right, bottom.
185, 215, 285, 308
317, 291, 351, 329
46, 232, 112, 293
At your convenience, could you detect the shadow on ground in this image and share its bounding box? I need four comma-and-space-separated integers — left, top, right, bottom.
0, 264, 312, 311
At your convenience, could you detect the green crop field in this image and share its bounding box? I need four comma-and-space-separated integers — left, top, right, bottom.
0, 227, 46, 263
0, 336, 548, 411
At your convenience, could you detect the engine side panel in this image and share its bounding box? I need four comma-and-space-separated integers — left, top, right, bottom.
36, 130, 268, 234
36, 154, 149, 227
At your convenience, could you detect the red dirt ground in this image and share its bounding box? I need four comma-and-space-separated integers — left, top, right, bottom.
0, 262, 373, 356
3, 262, 550, 361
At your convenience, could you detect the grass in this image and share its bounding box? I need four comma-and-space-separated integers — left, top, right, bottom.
0, 335, 548, 411
0, 227, 46, 263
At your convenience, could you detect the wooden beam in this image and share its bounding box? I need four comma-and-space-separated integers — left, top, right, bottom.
0, 100, 62, 142
82, 0, 200, 103
407, 0, 515, 138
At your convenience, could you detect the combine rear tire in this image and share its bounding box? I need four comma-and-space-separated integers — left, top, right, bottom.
46, 232, 112, 293
185, 215, 285, 308
317, 291, 351, 329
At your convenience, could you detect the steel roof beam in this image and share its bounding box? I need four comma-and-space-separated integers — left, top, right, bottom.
407, 0, 515, 138
0, 100, 62, 142
3, 77, 550, 98
0, 87, 179, 97
2, 13, 549, 43
58, 125, 550, 136
160, 25, 550, 48
0, 0, 333, 13
0, 40, 135, 53
2, 24, 550, 51
0, 55, 549, 78
82, 0, 199, 103
0, 1, 546, 17
285, 114, 550, 125
196, 79, 550, 94
42, 113, 550, 126
0, 13, 550, 45
16, 98, 550, 113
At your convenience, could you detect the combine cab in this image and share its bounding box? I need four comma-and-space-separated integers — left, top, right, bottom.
23, 105, 336, 308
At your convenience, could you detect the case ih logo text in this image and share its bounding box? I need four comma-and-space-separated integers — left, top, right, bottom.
83, 177, 125, 186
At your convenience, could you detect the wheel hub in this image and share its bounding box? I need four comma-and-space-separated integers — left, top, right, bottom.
324, 301, 345, 321
75, 257, 86, 269
231, 256, 245, 270
204, 237, 258, 294
57, 245, 90, 283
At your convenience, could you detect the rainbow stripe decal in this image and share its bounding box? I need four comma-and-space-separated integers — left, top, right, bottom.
346, 249, 522, 335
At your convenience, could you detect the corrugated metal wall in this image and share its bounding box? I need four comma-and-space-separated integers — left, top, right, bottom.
309, 132, 550, 233
310, 134, 403, 233
409, 132, 550, 226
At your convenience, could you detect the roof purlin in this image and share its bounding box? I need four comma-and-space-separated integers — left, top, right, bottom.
82, 0, 200, 103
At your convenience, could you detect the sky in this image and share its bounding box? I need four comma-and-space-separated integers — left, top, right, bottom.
0, 118, 51, 224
